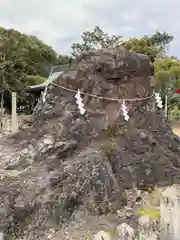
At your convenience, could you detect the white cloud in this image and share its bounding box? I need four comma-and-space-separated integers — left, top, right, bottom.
0, 0, 179, 56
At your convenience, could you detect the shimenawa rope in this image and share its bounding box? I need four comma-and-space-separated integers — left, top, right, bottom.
51, 83, 153, 102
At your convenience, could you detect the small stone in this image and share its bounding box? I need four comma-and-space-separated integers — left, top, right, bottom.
138, 215, 151, 227
93, 231, 111, 240
139, 131, 148, 139
116, 223, 135, 238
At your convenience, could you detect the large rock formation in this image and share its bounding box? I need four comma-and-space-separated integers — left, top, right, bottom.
1, 48, 180, 239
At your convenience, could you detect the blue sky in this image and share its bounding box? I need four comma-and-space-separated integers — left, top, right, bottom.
0, 0, 179, 57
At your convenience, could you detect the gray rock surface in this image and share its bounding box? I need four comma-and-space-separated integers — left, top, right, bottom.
0, 48, 180, 239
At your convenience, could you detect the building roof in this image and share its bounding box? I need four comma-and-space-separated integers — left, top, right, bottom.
26, 65, 69, 93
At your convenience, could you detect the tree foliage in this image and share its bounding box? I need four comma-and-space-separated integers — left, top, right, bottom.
72, 26, 122, 56
0, 27, 56, 91
154, 57, 180, 110
0, 26, 69, 110
71, 26, 173, 61
122, 32, 173, 62
56, 55, 71, 65
154, 57, 180, 88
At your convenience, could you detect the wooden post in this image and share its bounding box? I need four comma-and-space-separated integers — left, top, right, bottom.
11, 92, 18, 133
165, 95, 168, 118
0, 90, 4, 132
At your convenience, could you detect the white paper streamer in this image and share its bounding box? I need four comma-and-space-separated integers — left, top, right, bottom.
155, 92, 163, 108
42, 85, 48, 103
75, 89, 86, 115
121, 100, 129, 121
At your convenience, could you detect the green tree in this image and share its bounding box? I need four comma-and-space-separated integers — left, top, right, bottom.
154, 57, 180, 112
0, 27, 57, 91
71, 26, 173, 62
122, 32, 173, 62
71, 26, 122, 56
56, 55, 71, 65
154, 57, 180, 88
0, 26, 68, 111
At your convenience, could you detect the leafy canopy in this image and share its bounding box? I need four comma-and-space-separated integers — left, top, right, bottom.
71, 26, 173, 62
0, 26, 70, 111
71, 26, 122, 56
0, 26, 70, 91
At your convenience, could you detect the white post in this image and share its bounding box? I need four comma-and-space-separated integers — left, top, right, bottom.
0, 232, 4, 240
165, 94, 168, 118
160, 186, 180, 239
11, 92, 18, 133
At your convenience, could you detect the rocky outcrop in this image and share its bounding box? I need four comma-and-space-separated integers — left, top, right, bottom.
0, 48, 180, 239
